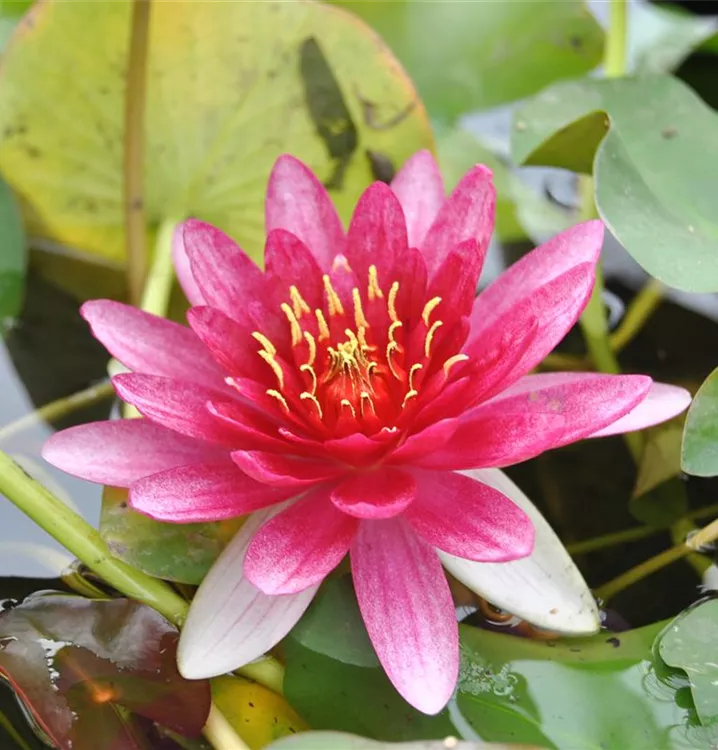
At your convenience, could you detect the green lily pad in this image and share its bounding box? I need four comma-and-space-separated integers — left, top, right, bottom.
100, 486, 243, 585
0, 176, 25, 322
266, 731, 535, 750
0, 0, 432, 276
329, 0, 603, 121
658, 599, 718, 727
682, 366, 718, 477
512, 75, 718, 293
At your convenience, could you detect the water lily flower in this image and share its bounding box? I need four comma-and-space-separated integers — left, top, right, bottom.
43, 152, 691, 715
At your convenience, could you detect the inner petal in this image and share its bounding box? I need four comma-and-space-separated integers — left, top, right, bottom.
330, 468, 417, 519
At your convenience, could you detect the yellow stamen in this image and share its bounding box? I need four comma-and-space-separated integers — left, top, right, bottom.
340, 398, 356, 418
289, 285, 311, 318
315, 309, 330, 341
422, 297, 442, 326
344, 328, 359, 348
281, 302, 303, 346
367, 361, 378, 377
258, 350, 285, 389
368, 265, 384, 301
408, 363, 423, 391
300, 363, 317, 395
304, 331, 317, 367
323, 274, 345, 316
360, 391, 376, 416
387, 281, 400, 323
300, 392, 323, 419
252, 331, 276, 356
266, 389, 289, 412
388, 320, 403, 344
402, 389, 418, 408
443, 353, 470, 377
352, 288, 369, 329
386, 340, 401, 380
424, 320, 443, 358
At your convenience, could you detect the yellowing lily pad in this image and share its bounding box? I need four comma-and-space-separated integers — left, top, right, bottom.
0, 0, 432, 274
101, 486, 243, 585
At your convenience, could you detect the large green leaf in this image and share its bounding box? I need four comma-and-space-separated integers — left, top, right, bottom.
100, 486, 243, 585
0, 0, 431, 281
284, 579, 718, 749
0, 176, 25, 322
658, 599, 718, 728
512, 75, 718, 293
328, 1, 603, 122
266, 732, 535, 749
682, 366, 718, 477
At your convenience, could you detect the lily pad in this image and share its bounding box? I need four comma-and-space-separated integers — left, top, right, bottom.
0, 593, 211, 750
682, 366, 718, 477
512, 75, 718, 293
266, 731, 536, 749
100, 486, 243, 585
658, 599, 718, 727
329, 0, 603, 121
0, 0, 432, 274
0, 176, 25, 323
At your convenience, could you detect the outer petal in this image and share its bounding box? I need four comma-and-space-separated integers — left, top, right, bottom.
591, 381, 691, 437
265, 155, 345, 270
42, 420, 227, 487
330, 468, 416, 519
178, 509, 317, 680
244, 486, 358, 594
129, 460, 294, 522
405, 469, 534, 562
390, 150, 445, 248
352, 518, 458, 715
419, 164, 495, 278
172, 224, 205, 305
231, 450, 343, 488
82, 300, 225, 390
439, 469, 600, 634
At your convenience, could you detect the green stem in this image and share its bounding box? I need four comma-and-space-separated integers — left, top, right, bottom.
609, 278, 664, 353
236, 657, 285, 695
0, 381, 114, 444
604, 0, 628, 79
124, 0, 152, 306
139, 218, 180, 317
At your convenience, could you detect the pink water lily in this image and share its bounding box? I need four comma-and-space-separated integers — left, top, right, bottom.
43, 152, 690, 715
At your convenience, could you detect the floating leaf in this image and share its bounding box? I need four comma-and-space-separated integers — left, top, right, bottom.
0, 593, 211, 750
0, 0, 32, 50
0, 0, 431, 277
266, 730, 536, 749
329, 0, 603, 121
285, 614, 718, 748
682, 366, 718, 477
0, 176, 25, 323
512, 76, 718, 292
100, 486, 242, 585
211, 675, 308, 750
658, 599, 718, 727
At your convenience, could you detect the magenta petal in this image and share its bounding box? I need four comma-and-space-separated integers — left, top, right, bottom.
330, 468, 416, 519
428, 238, 482, 318
112, 373, 243, 446
129, 460, 294, 522
351, 519, 458, 714
346, 183, 408, 282
406, 470, 534, 561
182, 219, 267, 322
244, 487, 358, 594
264, 229, 324, 309
42, 420, 227, 487
391, 150, 445, 248
82, 300, 225, 389
266, 155, 345, 270
389, 419, 458, 463
420, 164, 495, 277
231, 451, 342, 488
172, 224, 205, 305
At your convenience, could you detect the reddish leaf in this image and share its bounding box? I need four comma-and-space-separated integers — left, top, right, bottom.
0, 593, 211, 750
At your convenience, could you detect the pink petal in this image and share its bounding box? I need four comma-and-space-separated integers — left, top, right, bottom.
231, 450, 342, 488
265, 155, 345, 270
419, 164, 495, 278
346, 183, 408, 283
351, 519, 458, 715
389, 419, 458, 463
112, 373, 244, 446
391, 150, 445, 248
405, 470, 534, 562
172, 224, 205, 305
330, 468, 416, 519
42, 420, 226, 487
181, 219, 267, 323
244, 486, 358, 594
264, 229, 324, 310
178, 508, 318, 680
391, 247, 428, 324
208, 400, 289, 453
82, 300, 225, 390
427, 238, 482, 318
422, 373, 652, 470
591, 381, 691, 437
129, 460, 294, 522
